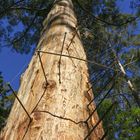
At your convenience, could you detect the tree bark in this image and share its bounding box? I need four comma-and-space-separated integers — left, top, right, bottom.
0, 0, 104, 139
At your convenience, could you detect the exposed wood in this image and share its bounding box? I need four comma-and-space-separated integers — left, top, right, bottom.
0, 0, 104, 139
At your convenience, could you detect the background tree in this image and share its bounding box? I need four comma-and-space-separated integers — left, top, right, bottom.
0, 73, 15, 131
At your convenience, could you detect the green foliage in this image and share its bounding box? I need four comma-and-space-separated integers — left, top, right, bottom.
0, 73, 15, 130
0, 0, 53, 53
98, 99, 140, 140
76, 1, 140, 139
115, 107, 140, 140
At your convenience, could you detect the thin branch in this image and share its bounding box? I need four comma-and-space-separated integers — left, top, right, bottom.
11, 13, 38, 45
10, 6, 43, 11
58, 32, 67, 84
75, 0, 138, 27
0, 1, 54, 18
67, 27, 79, 50
33, 110, 85, 125
66, 28, 81, 67
1, 3, 45, 50
7, 83, 32, 120
10, 5, 53, 14
36, 50, 118, 72
37, 51, 48, 85
109, 93, 131, 108
22, 119, 32, 140
0, 0, 24, 17
124, 58, 138, 67
31, 88, 47, 113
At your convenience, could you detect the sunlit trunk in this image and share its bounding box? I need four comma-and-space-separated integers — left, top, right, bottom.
0, 0, 104, 139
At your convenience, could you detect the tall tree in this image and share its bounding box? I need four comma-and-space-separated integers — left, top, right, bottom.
0, 0, 104, 139
0, 0, 140, 139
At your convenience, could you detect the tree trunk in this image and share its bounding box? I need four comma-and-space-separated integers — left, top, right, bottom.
112, 49, 140, 107
0, 0, 104, 139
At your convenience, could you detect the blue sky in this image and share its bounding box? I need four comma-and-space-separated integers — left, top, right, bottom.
0, 47, 33, 89
0, 0, 137, 90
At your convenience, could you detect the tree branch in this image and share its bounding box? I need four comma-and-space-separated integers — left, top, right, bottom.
58, 32, 67, 84
0, 0, 24, 17
11, 14, 38, 45
36, 50, 118, 72
75, 0, 138, 27
7, 83, 32, 120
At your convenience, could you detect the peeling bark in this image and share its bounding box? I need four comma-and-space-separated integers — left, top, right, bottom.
0, 0, 104, 139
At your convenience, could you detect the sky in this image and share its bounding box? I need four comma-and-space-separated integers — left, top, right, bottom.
0, 0, 137, 91
0, 47, 33, 90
